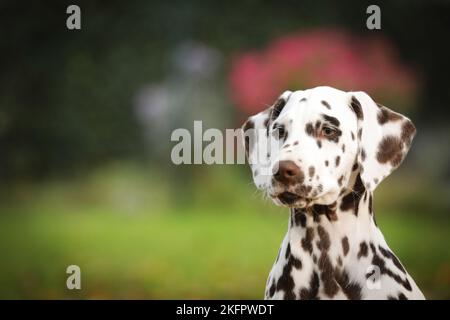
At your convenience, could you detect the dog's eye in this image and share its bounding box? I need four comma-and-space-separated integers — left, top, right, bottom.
272, 125, 287, 140
321, 126, 337, 137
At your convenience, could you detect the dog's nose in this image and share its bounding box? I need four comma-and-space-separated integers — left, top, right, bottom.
273, 160, 303, 185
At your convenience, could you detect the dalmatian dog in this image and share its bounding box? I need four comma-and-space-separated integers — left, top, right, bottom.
242, 86, 425, 300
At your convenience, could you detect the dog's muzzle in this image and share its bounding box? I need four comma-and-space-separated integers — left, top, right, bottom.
272, 160, 310, 206
273, 160, 304, 186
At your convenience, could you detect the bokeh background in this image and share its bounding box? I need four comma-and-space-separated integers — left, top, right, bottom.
0, 0, 449, 299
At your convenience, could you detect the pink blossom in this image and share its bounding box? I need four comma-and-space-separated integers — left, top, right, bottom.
229, 29, 419, 115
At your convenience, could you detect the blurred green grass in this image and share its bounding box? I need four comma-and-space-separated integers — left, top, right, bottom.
0, 164, 448, 299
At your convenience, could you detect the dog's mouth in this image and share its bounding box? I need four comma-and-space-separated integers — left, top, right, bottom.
276, 192, 311, 208
278, 191, 299, 204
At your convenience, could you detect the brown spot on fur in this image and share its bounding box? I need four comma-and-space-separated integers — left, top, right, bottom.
317, 225, 331, 251
301, 227, 314, 254
269, 279, 276, 297
342, 237, 350, 256
316, 226, 339, 298
317, 140, 322, 148
296, 184, 311, 195
263, 118, 269, 130
318, 253, 339, 297
340, 174, 366, 216
313, 202, 338, 222
306, 123, 314, 136
321, 100, 331, 109
334, 269, 362, 300
342, 144, 345, 153
308, 166, 315, 178
322, 114, 340, 127
291, 256, 302, 269
315, 121, 321, 132
276, 252, 303, 299
350, 96, 363, 120
300, 272, 320, 300
361, 148, 366, 161
293, 141, 299, 146
325, 160, 329, 167
401, 120, 416, 146
351, 132, 355, 141
285, 243, 291, 259
377, 105, 402, 124
398, 293, 408, 300
276, 263, 295, 299
335, 156, 340, 167
243, 120, 254, 132
313, 212, 321, 223
293, 209, 307, 228
371, 252, 412, 291
270, 98, 287, 121
378, 245, 406, 274
376, 135, 404, 167
338, 175, 344, 186
370, 242, 376, 254
357, 242, 369, 259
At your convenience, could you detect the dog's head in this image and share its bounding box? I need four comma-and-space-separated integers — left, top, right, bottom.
242, 86, 416, 208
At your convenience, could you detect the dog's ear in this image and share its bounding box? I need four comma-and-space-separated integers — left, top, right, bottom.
348, 91, 416, 191
241, 90, 292, 189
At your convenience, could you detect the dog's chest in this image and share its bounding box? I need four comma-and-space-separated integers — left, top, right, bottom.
264, 216, 424, 300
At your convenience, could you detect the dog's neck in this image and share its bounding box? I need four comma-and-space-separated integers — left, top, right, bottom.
287, 170, 386, 268
273, 173, 419, 300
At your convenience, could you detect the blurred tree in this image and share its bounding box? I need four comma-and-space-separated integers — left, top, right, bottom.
0, 0, 448, 181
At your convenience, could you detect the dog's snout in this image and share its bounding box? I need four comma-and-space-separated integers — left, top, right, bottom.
274, 160, 304, 185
